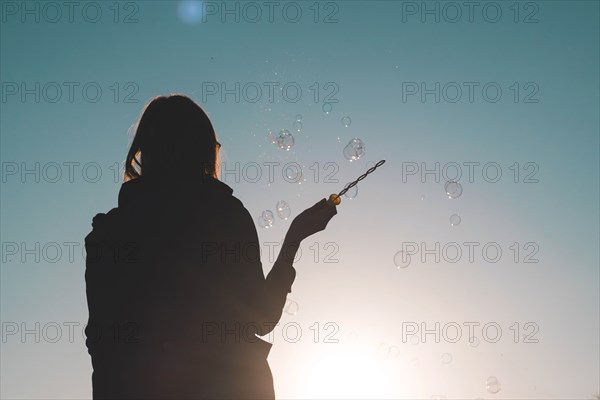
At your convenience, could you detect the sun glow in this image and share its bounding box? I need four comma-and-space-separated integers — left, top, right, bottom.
292, 344, 399, 399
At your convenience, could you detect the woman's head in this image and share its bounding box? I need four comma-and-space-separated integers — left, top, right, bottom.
124, 94, 220, 182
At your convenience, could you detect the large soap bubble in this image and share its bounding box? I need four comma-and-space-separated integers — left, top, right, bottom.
277, 129, 294, 151
343, 138, 366, 161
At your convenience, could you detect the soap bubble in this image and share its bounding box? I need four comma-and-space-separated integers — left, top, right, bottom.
394, 250, 411, 269
257, 216, 273, 229
336, 136, 341, 143
469, 337, 480, 347
441, 352, 453, 364
322, 103, 333, 114
387, 345, 400, 358
485, 376, 501, 394
343, 138, 366, 161
344, 138, 366, 161
341, 116, 352, 127
284, 299, 299, 315
261, 210, 274, 223
295, 114, 302, 121
293, 120, 302, 132
343, 182, 358, 199
410, 335, 420, 345
450, 214, 461, 226
266, 129, 277, 144
284, 165, 304, 184
444, 181, 463, 199
277, 129, 294, 151
276, 200, 291, 220
420, 195, 425, 201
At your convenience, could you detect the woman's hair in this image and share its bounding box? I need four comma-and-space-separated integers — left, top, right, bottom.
124, 94, 220, 182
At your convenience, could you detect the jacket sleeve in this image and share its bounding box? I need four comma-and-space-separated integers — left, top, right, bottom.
231, 204, 297, 335
84, 210, 121, 358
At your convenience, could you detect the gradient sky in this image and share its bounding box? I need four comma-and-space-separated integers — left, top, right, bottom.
1, 1, 599, 399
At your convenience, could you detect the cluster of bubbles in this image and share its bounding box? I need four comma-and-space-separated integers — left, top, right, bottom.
343, 138, 366, 161
284, 298, 299, 315
258, 201, 292, 228
266, 115, 306, 151
341, 116, 351, 127
397, 181, 466, 267
446, 181, 463, 226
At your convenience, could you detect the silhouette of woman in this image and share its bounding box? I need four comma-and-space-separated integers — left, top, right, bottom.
84, 94, 337, 399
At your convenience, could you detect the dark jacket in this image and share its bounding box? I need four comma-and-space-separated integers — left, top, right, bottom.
84, 176, 296, 399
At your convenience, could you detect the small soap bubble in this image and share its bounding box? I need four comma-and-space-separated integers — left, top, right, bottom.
336, 136, 341, 143
485, 376, 501, 394
322, 103, 333, 114
266, 129, 277, 144
469, 337, 480, 347
295, 114, 302, 121
276, 200, 291, 220
284, 165, 304, 184
450, 214, 461, 226
441, 352, 453, 364
293, 120, 302, 132
394, 250, 411, 269
387, 345, 400, 358
284, 299, 299, 315
343, 183, 358, 199
343, 138, 366, 161
261, 210, 274, 223
341, 116, 352, 127
444, 181, 463, 199
420, 195, 425, 201
277, 129, 294, 151
257, 216, 273, 229
410, 335, 420, 345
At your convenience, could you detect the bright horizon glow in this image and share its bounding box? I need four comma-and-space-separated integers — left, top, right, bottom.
292, 344, 398, 399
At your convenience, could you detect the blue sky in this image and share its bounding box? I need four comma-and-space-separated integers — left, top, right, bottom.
1, 1, 599, 398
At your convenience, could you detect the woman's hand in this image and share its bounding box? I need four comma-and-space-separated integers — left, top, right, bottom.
286, 198, 337, 244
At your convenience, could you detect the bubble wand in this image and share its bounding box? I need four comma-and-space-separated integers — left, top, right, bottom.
328, 160, 386, 205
